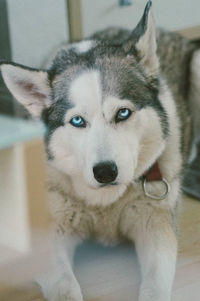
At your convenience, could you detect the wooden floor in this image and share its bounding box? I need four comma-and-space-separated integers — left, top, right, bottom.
0, 195, 200, 301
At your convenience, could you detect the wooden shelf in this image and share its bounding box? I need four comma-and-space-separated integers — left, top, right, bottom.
0, 115, 45, 150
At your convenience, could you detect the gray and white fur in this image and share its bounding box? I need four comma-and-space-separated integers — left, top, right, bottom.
1, 1, 200, 300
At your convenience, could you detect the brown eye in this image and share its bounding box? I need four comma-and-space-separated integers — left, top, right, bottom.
115, 108, 132, 123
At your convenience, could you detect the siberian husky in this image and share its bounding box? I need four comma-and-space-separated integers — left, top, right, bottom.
1, 1, 200, 300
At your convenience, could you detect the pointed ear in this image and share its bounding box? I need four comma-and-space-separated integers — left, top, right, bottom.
0, 62, 51, 117
123, 1, 159, 76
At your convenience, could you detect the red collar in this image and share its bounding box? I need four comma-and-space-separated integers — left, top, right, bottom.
143, 162, 162, 182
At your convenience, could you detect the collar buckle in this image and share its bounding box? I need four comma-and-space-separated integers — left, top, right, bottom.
142, 176, 170, 200
142, 162, 170, 200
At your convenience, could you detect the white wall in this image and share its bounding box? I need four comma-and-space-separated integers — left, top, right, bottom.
7, 0, 69, 68
81, 0, 200, 37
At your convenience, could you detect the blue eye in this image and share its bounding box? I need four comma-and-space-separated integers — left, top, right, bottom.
116, 108, 132, 123
70, 116, 86, 128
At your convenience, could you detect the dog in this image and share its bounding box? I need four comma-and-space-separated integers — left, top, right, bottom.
1, 1, 200, 300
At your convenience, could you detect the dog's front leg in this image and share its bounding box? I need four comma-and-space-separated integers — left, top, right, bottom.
37, 232, 83, 301
121, 202, 177, 301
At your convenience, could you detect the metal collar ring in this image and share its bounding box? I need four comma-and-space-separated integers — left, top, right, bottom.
142, 177, 170, 200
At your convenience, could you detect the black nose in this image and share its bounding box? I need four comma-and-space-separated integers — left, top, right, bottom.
93, 161, 118, 184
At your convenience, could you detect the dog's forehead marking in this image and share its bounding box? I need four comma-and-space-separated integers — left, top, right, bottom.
73, 40, 95, 54
69, 70, 102, 109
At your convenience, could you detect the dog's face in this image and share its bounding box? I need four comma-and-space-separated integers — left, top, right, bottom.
0, 2, 169, 205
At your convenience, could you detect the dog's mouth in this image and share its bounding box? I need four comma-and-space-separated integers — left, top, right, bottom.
99, 182, 118, 188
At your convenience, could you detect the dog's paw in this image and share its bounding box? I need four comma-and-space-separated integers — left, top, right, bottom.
48, 291, 84, 301
138, 287, 171, 301
48, 291, 83, 301
47, 279, 84, 301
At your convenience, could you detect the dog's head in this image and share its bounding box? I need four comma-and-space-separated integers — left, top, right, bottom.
0, 1, 169, 206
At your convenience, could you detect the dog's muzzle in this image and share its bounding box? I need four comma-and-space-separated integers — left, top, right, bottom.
93, 161, 118, 184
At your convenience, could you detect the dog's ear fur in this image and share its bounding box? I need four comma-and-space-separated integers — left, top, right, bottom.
123, 1, 159, 76
0, 63, 51, 117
